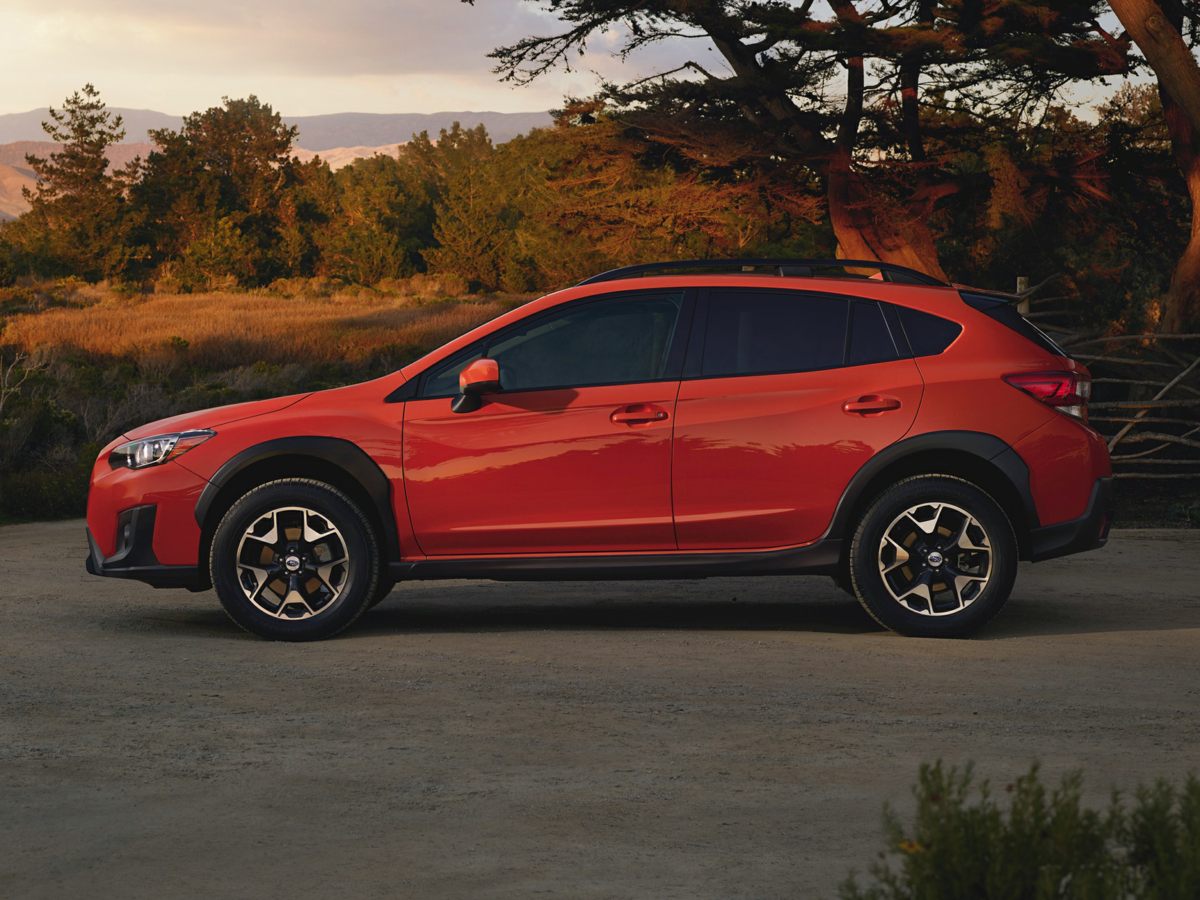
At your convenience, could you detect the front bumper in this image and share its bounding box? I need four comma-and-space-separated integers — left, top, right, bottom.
85, 504, 204, 590
1028, 477, 1113, 562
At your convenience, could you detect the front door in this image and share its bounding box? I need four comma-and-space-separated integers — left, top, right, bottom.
403, 290, 689, 556
672, 289, 923, 550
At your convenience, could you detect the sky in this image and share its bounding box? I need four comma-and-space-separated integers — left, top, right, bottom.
4, 0, 1141, 118
3, 0, 694, 115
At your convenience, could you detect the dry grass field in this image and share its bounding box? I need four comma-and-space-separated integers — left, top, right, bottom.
3, 282, 526, 368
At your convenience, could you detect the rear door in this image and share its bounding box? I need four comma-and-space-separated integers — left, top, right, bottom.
672, 288, 923, 550
403, 289, 691, 556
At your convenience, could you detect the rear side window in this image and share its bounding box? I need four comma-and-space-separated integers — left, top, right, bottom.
847, 300, 900, 366
897, 307, 963, 357
961, 291, 1067, 357
701, 290, 848, 377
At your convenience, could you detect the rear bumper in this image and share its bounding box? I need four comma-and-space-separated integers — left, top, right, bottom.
1028, 477, 1113, 562
85, 504, 204, 590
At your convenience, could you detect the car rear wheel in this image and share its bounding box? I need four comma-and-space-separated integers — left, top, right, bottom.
210, 479, 379, 641
849, 475, 1018, 637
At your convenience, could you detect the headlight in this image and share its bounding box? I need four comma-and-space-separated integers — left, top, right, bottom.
108, 429, 215, 470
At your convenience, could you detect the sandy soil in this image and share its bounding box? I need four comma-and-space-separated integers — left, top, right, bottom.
1, 520, 1197, 898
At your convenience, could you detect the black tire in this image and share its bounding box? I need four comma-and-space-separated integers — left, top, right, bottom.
849, 475, 1018, 638
210, 478, 380, 641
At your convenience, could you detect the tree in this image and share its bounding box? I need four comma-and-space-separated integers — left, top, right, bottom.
20, 84, 131, 279
415, 125, 514, 289
470, 1, 1130, 279
496, 105, 824, 289
131, 96, 299, 285
317, 153, 431, 284
1108, 0, 1200, 330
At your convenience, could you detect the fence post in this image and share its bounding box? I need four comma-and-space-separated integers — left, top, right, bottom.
1016, 275, 1030, 316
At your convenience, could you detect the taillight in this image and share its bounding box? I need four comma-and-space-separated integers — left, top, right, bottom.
1003, 371, 1090, 421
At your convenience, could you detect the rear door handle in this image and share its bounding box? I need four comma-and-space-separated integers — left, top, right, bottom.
610, 403, 670, 426
842, 394, 902, 415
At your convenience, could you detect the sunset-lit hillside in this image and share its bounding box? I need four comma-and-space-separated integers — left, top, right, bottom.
0, 162, 34, 220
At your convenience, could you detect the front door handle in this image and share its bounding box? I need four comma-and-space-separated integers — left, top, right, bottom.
842, 394, 902, 415
610, 404, 670, 426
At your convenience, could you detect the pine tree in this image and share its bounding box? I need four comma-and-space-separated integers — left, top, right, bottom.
22, 84, 131, 279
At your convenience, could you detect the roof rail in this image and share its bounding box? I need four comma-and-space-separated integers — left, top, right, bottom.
578, 258, 946, 287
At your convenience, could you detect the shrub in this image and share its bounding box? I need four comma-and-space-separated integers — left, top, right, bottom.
841, 762, 1200, 900
171, 218, 257, 292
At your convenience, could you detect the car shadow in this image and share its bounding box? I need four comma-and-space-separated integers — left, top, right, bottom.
112, 576, 1198, 641
356, 594, 883, 637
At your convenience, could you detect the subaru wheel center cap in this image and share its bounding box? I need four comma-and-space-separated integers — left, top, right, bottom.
926, 550, 944, 568
284, 555, 302, 572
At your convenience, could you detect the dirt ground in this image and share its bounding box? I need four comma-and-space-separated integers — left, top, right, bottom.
1, 520, 1197, 899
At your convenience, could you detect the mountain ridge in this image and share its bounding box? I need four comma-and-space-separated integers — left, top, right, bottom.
0, 108, 552, 150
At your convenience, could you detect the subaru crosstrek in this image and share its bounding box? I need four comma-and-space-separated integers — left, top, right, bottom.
86, 259, 1113, 641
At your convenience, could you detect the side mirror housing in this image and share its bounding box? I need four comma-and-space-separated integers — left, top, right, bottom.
452, 358, 501, 413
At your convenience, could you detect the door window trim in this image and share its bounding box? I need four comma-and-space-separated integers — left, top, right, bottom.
411, 287, 698, 400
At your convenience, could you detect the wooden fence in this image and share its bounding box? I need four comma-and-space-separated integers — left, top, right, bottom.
1019, 279, 1200, 480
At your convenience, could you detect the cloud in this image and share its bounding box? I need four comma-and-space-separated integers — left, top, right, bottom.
2, 0, 711, 115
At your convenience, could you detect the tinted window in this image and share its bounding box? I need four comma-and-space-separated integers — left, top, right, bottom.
422, 349, 484, 398
897, 307, 962, 357
701, 290, 848, 377
847, 301, 899, 366
420, 292, 683, 397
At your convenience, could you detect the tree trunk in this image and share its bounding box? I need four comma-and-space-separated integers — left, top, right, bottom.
826, 149, 948, 280
1109, 0, 1200, 329
1161, 89, 1200, 332
825, 25, 947, 281
694, 0, 950, 281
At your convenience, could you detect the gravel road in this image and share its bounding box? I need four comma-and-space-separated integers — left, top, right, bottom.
2, 520, 1197, 899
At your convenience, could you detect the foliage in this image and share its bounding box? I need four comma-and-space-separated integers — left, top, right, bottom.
474, 0, 1133, 280
841, 762, 1200, 900
14, 84, 132, 280
127, 95, 301, 285
0, 80, 1195, 332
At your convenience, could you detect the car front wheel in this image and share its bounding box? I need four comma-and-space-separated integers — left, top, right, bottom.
210, 478, 380, 641
848, 475, 1018, 637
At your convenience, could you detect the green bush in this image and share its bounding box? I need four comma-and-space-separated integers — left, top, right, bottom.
0, 456, 93, 520
841, 763, 1200, 900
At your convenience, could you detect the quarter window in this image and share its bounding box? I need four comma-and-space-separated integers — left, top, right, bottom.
897, 307, 963, 357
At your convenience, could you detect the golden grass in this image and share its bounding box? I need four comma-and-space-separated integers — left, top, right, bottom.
2, 289, 529, 369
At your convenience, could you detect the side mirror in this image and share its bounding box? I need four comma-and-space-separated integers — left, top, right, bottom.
451, 358, 501, 413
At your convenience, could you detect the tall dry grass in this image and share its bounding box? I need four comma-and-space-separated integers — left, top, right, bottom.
3, 287, 527, 368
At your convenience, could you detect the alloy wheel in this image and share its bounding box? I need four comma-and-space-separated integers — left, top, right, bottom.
877, 501, 992, 616
235, 506, 350, 620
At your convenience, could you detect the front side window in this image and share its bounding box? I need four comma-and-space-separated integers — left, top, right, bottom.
420, 292, 684, 397
701, 290, 849, 378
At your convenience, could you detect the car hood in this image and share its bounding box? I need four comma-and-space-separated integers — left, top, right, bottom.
122, 393, 311, 441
